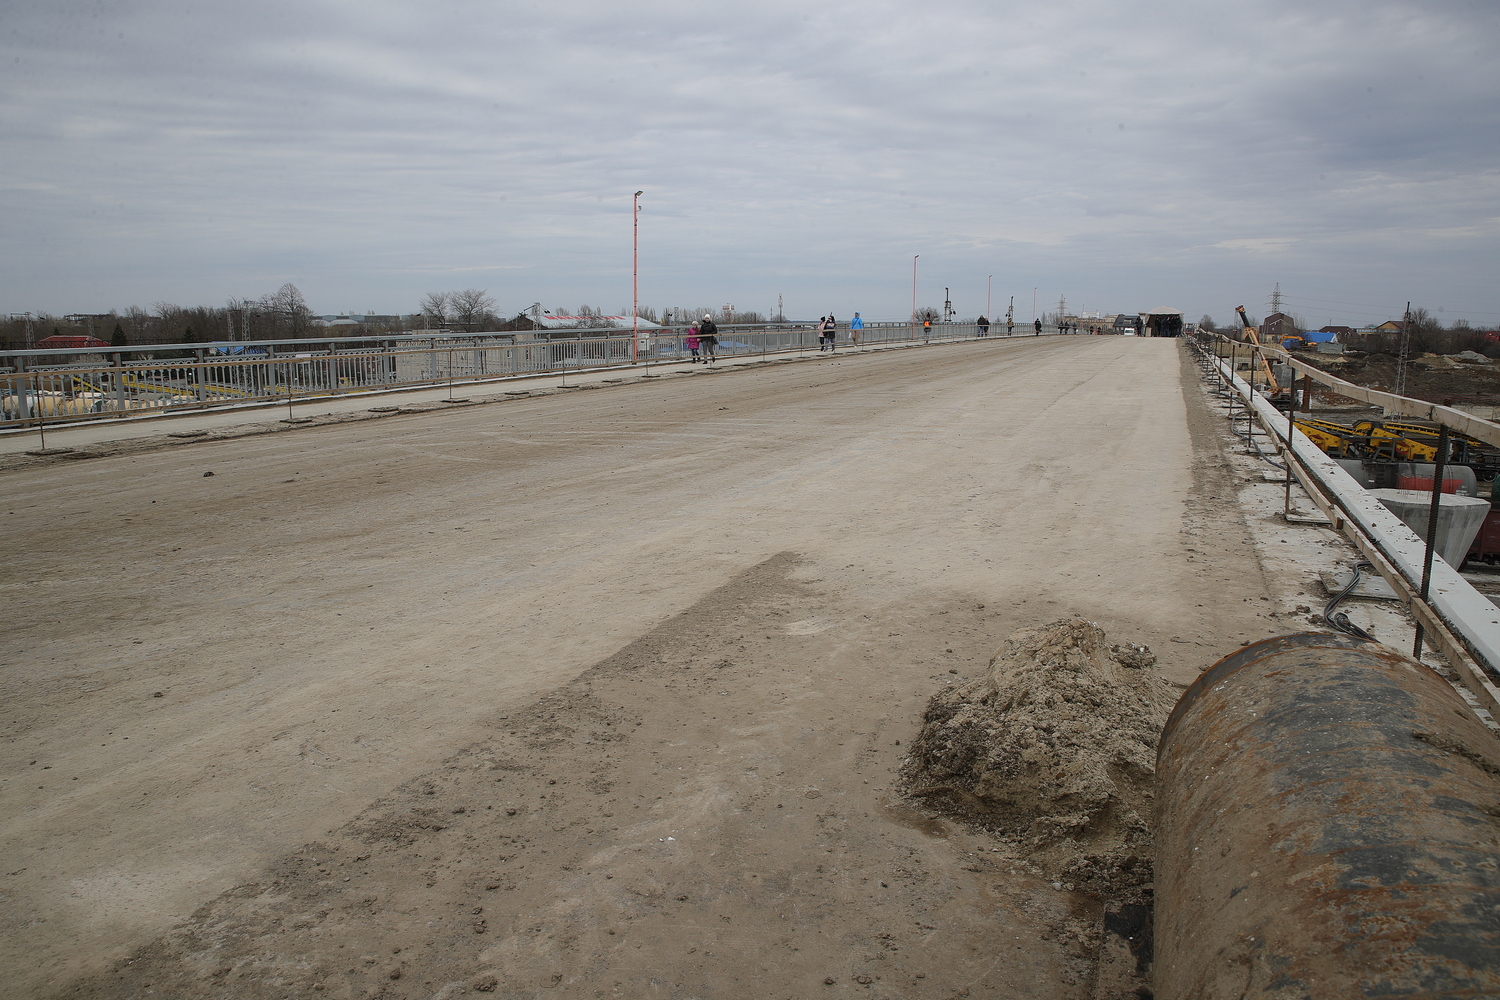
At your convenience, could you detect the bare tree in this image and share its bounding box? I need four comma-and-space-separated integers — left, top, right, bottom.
153, 301, 185, 342
421, 291, 450, 329
1405, 307, 1446, 354
260, 283, 311, 339
446, 289, 495, 332
1199, 314, 1217, 332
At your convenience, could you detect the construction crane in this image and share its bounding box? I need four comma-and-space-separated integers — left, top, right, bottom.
1233, 305, 1291, 403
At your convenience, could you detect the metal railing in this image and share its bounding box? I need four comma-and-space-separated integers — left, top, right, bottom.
0, 320, 1042, 430
1191, 333, 1500, 719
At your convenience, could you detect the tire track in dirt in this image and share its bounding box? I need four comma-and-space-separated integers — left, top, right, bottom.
57, 554, 1098, 1000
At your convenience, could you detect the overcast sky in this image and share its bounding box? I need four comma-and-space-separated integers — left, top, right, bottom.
4, 0, 1498, 328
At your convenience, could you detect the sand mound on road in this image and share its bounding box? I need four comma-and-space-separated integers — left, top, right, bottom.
903, 618, 1177, 901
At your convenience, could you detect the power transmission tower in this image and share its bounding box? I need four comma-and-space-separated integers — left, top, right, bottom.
1057, 295, 1067, 324
1270, 283, 1282, 315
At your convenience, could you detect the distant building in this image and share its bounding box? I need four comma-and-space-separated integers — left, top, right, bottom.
1374, 320, 1404, 333
310, 314, 410, 328
529, 313, 661, 331
36, 335, 110, 349
1262, 312, 1299, 342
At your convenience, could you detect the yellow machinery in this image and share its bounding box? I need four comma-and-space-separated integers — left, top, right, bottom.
1291, 417, 1500, 480
1352, 419, 1498, 471
1293, 418, 1364, 459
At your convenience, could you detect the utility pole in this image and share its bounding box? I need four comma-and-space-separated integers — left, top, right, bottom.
1057, 294, 1067, 326
944, 287, 953, 323
987, 275, 993, 321
632, 190, 643, 364
911, 255, 919, 340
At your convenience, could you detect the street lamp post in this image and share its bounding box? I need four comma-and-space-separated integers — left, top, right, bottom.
911, 255, 919, 341
632, 190, 643, 364
987, 275, 993, 321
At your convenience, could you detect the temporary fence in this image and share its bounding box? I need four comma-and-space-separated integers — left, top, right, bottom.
0, 320, 1051, 431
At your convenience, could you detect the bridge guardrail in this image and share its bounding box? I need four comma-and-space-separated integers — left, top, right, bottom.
0, 321, 1027, 430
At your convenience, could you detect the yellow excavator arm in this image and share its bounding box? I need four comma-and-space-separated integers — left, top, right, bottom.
1234, 305, 1281, 393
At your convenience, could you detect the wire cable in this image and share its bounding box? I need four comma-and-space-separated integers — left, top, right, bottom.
1324, 561, 1376, 641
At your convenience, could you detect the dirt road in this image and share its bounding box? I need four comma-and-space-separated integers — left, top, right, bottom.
2, 337, 1273, 998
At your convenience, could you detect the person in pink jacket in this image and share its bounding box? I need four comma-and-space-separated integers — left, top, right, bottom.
685, 325, 702, 363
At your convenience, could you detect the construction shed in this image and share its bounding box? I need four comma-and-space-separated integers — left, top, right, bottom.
1143, 308, 1184, 338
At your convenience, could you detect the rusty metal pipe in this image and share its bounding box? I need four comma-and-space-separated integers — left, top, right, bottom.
1155, 632, 1500, 999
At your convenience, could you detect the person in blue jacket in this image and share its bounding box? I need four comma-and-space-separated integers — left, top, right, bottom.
849, 312, 864, 346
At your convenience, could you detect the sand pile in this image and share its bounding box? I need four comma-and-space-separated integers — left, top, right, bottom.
902, 618, 1177, 900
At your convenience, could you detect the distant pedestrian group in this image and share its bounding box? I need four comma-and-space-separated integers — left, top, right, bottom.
819, 315, 838, 351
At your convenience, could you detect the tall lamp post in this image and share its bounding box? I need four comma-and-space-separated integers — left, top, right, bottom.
632, 190, 643, 364
911, 255, 919, 341
987, 275, 993, 321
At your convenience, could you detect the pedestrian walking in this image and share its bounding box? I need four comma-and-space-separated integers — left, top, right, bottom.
849, 312, 863, 346
922, 318, 932, 342
1007, 317, 1014, 335
820, 314, 837, 351
699, 314, 719, 363
977, 315, 990, 337
685, 324, 701, 363
1034, 318, 1042, 336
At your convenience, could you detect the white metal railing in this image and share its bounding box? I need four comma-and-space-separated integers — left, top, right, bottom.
0, 321, 1040, 430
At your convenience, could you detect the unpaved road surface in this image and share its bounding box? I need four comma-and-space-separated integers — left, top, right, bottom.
2, 338, 1273, 999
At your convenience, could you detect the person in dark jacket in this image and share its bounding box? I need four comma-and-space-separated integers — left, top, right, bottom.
1034, 318, 1042, 336
699, 314, 719, 363
977, 315, 989, 337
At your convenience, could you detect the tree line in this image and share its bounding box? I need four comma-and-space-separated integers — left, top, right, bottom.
1, 284, 335, 351
2, 284, 796, 352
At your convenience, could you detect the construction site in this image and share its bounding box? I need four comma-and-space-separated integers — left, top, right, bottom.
3, 331, 1499, 1000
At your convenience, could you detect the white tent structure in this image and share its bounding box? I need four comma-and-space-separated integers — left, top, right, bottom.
1142, 307, 1184, 338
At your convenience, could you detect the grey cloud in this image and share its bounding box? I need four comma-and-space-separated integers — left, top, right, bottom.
2, 0, 1498, 326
